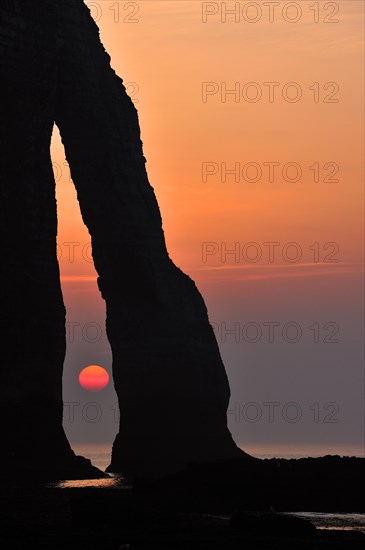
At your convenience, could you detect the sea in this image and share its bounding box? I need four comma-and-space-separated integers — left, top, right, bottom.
54, 443, 365, 534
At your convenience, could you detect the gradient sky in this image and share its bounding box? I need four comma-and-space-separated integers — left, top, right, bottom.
51, 1, 364, 458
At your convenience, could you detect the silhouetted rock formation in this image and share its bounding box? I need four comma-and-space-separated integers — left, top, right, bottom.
0, 0, 107, 479
1, 0, 247, 477
231, 511, 317, 538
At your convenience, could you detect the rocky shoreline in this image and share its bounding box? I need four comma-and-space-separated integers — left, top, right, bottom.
1, 455, 364, 548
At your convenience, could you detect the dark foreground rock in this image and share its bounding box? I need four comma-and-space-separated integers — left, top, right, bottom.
230, 511, 317, 538
1, 455, 363, 549
134, 455, 365, 513
0, 483, 364, 550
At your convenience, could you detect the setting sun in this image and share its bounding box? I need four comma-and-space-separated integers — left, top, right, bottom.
79, 365, 110, 392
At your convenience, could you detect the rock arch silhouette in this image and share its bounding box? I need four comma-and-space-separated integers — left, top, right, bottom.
0, 0, 248, 478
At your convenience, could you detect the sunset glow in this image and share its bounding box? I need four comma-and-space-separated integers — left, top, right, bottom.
58, 1, 363, 456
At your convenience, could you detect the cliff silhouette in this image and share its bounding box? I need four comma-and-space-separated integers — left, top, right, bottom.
0, 0, 248, 478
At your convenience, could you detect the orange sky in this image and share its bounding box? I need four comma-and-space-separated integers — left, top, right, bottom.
52, 0, 363, 279
52, 1, 364, 454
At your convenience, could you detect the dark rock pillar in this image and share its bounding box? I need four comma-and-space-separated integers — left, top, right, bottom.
0, 1, 103, 478
54, 2, 248, 476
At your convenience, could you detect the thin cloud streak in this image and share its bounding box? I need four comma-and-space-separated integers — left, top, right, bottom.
189, 262, 364, 282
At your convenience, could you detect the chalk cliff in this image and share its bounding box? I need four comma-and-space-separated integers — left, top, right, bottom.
0, 0, 248, 478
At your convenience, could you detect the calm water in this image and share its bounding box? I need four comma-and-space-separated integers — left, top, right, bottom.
53, 444, 364, 534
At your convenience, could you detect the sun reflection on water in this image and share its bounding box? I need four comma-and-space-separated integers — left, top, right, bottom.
49, 475, 131, 489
